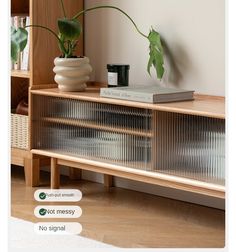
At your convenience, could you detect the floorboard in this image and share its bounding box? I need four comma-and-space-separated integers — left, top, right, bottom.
11, 167, 225, 248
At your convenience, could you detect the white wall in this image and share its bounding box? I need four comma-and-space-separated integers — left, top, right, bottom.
85, 0, 225, 96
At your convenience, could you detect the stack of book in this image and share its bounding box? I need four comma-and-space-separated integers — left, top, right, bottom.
100, 85, 194, 103
11, 15, 30, 71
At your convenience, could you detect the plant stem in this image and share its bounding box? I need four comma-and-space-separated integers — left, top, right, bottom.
26, 25, 60, 42
25, 24, 66, 54
60, 0, 67, 18
67, 41, 72, 57
73, 5, 148, 39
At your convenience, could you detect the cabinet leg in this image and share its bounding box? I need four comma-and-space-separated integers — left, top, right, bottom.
51, 158, 60, 189
24, 158, 40, 187
104, 174, 113, 188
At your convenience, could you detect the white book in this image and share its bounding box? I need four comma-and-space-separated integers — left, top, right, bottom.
21, 16, 30, 71
20, 16, 26, 70
100, 85, 194, 103
13, 16, 20, 70
11, 16, 15, 70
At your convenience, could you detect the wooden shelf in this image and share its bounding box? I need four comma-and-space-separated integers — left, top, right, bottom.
11, 70, 30, 79
31, 149, 225, 199
42, 117, 152, 137
10, 0, 84, 187
31, 88, 225, 119
33, 148, 150, 168
11, 0, 29, 14
31, 147, 224, 186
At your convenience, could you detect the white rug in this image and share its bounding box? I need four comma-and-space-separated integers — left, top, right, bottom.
9, 217, 115, 249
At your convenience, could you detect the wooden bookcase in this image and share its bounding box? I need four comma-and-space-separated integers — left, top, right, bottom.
11, 0, 84, 186
30, 88, 225, 198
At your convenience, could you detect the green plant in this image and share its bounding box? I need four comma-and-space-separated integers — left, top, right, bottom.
11, 0, 165, 80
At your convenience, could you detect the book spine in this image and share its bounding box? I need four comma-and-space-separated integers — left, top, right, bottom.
21, 16, 30, 71
11, 16, 14, 70
100, 89, 153, 103
20, 17, 26, 70
13, 16, 21, 70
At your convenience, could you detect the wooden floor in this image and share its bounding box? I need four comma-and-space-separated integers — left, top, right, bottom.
11, 167, 225, 248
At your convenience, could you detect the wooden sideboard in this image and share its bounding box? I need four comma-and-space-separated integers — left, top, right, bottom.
30, 88, 225, 198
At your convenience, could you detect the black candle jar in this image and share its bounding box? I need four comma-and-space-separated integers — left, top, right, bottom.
107, 64, 130, 87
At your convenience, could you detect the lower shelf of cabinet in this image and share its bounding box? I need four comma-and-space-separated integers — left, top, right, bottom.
11, 147, 31, 166
31, 149, 225, 199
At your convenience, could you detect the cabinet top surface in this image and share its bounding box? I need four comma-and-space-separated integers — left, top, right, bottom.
31, 88, 225, 119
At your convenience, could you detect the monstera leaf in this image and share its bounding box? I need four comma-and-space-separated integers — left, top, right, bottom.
11, 27, 28, 62
147, 29, 164, 80
58, 18, 81, 40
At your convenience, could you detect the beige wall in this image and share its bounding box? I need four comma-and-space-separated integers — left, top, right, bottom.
85, 0, 225, 96
83, 0, 225, 208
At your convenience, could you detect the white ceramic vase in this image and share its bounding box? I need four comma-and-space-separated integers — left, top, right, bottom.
53, 57, 92, 92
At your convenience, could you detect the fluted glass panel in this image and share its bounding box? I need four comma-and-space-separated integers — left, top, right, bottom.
156, 111, 225, 185
32, 95, 152, 171
32, 95, 225, 185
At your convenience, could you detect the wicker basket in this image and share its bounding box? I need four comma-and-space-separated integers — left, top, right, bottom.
11, 113, 29, 149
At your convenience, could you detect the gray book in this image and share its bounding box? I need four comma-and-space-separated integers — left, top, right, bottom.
100, 85, 194, 103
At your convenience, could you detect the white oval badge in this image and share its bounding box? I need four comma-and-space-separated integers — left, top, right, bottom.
34, 222, 82, 235
34, 205, 82, 218
34, 189, 82, 202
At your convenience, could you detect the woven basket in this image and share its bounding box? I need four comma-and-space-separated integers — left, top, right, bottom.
11, 113, 29, 149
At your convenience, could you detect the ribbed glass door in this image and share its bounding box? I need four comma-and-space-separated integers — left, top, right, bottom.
155, 111, 225, 185
32, 95, 152, 171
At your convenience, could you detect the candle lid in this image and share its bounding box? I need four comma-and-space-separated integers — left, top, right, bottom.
107, 64, 130, 70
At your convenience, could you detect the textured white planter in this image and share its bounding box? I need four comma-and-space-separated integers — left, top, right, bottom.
53, 57, 92, 92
